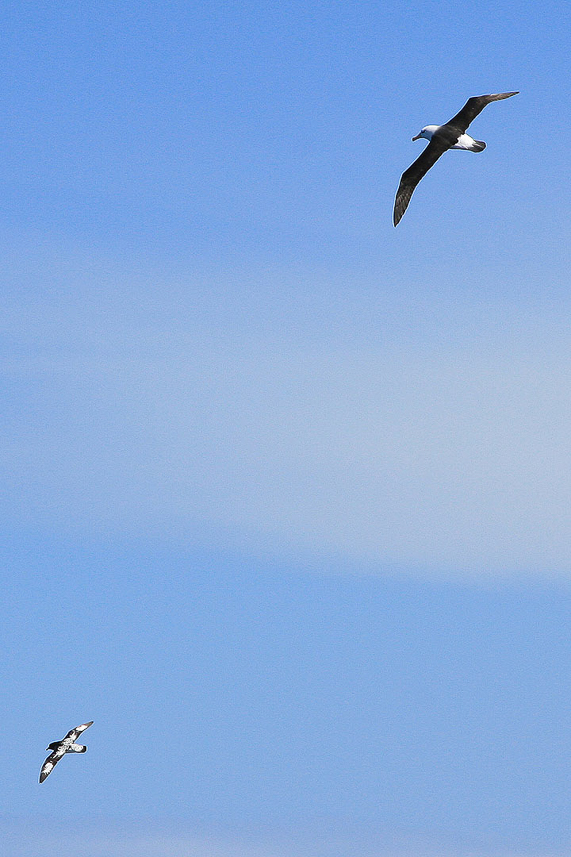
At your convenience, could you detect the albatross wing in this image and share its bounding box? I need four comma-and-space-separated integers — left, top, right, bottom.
393, 136, 450, 226
446, 91, 519, 134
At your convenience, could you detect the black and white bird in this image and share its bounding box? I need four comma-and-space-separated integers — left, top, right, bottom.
393, 91, 518, 226
39, 720, 93, 783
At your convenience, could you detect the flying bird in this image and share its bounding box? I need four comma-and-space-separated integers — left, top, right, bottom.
393, 91, 518, 226
39, 720, 93, 783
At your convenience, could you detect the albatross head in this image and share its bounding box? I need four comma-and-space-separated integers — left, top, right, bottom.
412, 125, 439, 141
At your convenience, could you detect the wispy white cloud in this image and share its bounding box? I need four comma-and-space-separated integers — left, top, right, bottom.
5, 338, 571, 578
1, 823, 565, 857
2, 828, 286, 857
4, 240, 571, 579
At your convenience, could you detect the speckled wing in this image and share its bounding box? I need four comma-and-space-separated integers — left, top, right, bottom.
446, 92, 519, 134
39, 747, 66, 783
393, 136, 450, 226
63, 721, 94, 744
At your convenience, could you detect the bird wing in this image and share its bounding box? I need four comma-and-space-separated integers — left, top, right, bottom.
39, 747, 65, 783
393, 136, 450, 226
446, 91, 519, 133
63, 720, 94, 743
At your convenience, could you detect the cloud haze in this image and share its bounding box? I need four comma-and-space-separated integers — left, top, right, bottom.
4, 243, 571, 579
2, 822, 565, 857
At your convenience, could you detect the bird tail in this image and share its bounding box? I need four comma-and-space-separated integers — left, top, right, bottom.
471, 139, 486, 152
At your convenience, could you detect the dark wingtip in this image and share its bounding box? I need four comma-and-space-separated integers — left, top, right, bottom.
393, 197, 405, 226
489, 91, 519, 100
393, 189, 412, 227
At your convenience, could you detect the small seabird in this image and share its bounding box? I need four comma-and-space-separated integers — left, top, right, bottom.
39, 720, 93, 783
393, 91, 519, 226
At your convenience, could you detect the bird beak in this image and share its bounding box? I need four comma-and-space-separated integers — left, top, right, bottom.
412, 133, 422, 141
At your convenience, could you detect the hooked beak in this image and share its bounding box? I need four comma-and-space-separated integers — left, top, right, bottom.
412, 133, 422, 141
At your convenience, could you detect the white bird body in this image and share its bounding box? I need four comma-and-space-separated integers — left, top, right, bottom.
413, 125, 484, 151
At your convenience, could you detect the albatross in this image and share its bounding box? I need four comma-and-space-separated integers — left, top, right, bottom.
393, 91, 518, 226
39, 720, 93, 783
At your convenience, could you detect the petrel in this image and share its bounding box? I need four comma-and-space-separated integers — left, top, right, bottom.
393, 91, 518, 226
39, 720, 93, 783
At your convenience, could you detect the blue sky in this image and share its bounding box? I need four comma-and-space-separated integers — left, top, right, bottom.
2, 1, 571, 855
